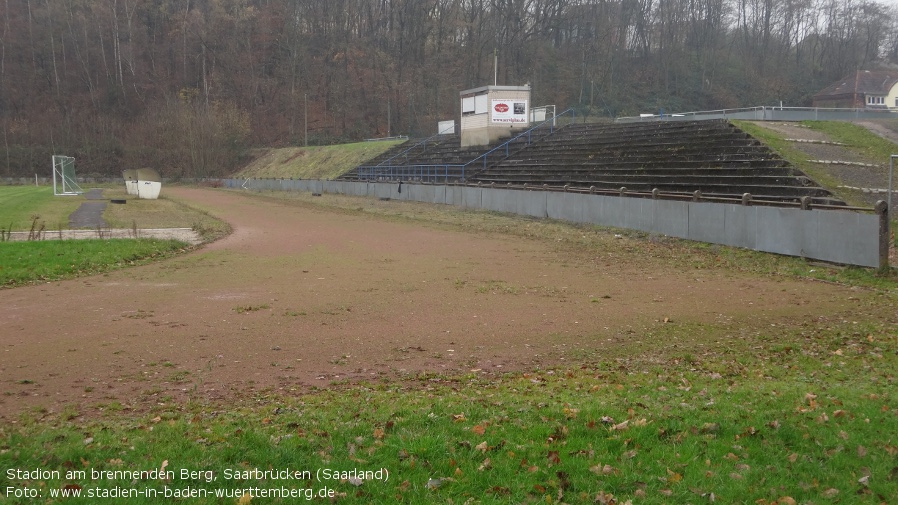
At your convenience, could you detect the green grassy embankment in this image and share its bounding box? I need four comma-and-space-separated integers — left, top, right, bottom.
234, 140, 406, 180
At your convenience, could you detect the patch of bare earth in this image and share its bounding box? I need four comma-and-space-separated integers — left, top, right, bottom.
0, 188, 889, 419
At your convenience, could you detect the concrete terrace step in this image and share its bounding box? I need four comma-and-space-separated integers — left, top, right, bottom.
472, 178, 833, 197
492, 160, 791, 171
473, 173, 813, 187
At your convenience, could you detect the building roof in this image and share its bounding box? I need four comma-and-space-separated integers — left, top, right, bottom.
814, 70, 898, 99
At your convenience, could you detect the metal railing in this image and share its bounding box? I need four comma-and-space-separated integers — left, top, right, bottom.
617, 106, 898, 123
353, 108, 577, 183
463, 108, 576, 171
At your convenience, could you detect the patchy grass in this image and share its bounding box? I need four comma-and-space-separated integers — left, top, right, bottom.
101, 186, 230, 242
2, 314, 896, 503
803, 121, 898, 162
0, 185, 83, 231
733, 121, 863, 206
234, 140, 406, 180
0, 239, 190, 287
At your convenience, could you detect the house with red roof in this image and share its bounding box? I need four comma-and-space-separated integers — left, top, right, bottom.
812, 70, 898, 109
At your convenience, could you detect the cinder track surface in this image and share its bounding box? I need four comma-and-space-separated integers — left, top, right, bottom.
0, 187, 881, 418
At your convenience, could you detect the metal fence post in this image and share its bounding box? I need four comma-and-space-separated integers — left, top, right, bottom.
889, 155, 895, 218
876, 200, 890, 271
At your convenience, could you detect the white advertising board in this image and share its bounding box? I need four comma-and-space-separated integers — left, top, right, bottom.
491, 99, 528, 124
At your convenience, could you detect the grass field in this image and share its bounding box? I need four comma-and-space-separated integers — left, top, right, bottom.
0, 185, 229, 287
0, 239, 190, 287
0, 185, 83, 232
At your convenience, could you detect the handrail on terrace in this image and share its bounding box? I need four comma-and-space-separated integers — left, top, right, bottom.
372, 131, 447, 167
354, 107, 577, 182
462, 108, 576, 172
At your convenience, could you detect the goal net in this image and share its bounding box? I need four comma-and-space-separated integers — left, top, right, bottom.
52, 155, 83, 196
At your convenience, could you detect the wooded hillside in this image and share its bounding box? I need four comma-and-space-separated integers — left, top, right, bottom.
1, 0, 896, 178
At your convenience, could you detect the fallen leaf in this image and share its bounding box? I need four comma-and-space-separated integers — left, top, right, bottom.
478, 458, 491, 471
452, 413, 466, 422
777, 497, 796, 505
857, 445, 867, 458
595, 490, 617, 504
475, 441, 488, 453
612, 420, 629, 431
471, 424, 486, 435
547, 451, 561, 465
788, 453, 798, 463
666, 468, 683, 483
373, 427, 385, 440
700, 422, 720, 434
822, 488, 839, 498
238, 492, 252, 505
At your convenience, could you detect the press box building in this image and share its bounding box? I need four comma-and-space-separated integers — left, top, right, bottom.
459, 84, 531, 147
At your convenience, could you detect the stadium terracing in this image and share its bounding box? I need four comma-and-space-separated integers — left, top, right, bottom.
340, 119, 845, 208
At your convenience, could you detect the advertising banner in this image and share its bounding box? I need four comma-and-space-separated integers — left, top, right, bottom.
491, 99, 528, 124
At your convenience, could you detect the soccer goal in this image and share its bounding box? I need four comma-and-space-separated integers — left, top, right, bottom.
52, 155, 83, 196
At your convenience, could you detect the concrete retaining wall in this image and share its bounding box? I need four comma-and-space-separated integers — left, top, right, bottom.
224, 179, 888, 268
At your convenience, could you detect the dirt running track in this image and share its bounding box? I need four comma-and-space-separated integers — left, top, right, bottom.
0, 188, 872, 418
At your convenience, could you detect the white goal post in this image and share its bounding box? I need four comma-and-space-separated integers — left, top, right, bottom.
52, 155, 83, 196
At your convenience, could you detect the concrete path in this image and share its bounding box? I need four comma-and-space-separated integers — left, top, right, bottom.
68, 188, 107, 228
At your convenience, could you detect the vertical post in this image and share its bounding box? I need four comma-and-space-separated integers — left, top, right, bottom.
889, 155, 895, 219
51, 156, 57, 195
876, 200, 889, 272
304, 93, 308, 147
